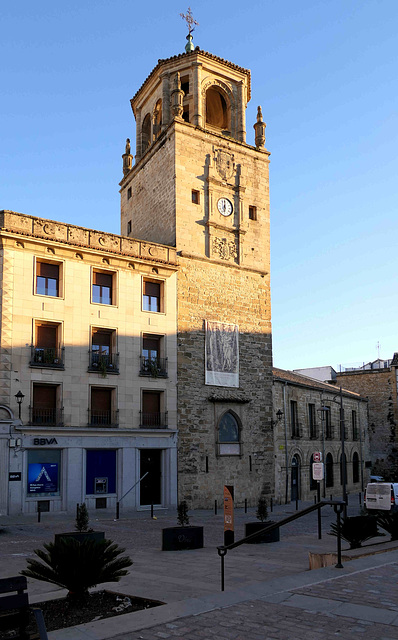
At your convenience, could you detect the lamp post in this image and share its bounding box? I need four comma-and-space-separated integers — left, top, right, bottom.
15, 390, 25, 421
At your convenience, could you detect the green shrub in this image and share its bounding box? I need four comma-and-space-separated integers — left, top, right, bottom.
376, 511, 398, 540
329, 515, 382, 549
177, 501, 190, 526
75, 503, 90, 532
256, 496, 269, 523
21, 537, 132, 601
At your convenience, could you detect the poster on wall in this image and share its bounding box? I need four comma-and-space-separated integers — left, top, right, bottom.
205, 320, 239, 387
27, 463, 59, 494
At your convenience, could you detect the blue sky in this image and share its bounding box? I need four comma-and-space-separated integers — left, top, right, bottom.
1, 1, 397, 371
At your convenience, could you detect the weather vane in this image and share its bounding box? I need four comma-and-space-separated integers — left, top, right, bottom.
180, 7, 199, 35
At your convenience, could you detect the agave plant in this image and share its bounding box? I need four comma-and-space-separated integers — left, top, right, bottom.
376, 512, 398, 541
21, 537, 132, 601
329, 515, 382, 549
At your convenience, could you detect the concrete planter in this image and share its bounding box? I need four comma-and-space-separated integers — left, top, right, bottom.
162, 526, 204, 551
54, 531, 105, 545
245, 521, 280, 544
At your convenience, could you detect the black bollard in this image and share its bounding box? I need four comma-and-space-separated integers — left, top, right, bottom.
295, 496, 298, 511
270, 497, 273, 513
215, 499, 217, 515
151, 503, 154, 519
359, 492, 362, 506
244, 498, 247, 513
116, 501, 120, 520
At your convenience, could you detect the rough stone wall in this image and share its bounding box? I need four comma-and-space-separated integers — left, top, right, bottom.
336, 369, 398, 470
273, 379, 369, 503
120, 133, 176, 245
0, 245, 13, 407
176, 256, 273, 509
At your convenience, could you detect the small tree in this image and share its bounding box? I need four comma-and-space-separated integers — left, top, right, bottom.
376, 512, 398, 541
256, 495, 269, 523
75, 503, 90, 532
21, 538, 132, 602
177, 500, 190, 526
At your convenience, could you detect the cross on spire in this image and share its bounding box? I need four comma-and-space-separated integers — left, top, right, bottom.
180, 7, 199, 35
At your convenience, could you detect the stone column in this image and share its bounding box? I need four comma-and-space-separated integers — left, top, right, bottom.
161, 72, 171, 129
192, 62, 203, 127
237, 81, 246, 143
135, 107, 142, 161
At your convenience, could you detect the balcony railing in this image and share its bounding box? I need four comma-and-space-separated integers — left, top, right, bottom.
291, 423, 301, 439
309, 425, 318, 440
29, 407, 64, 427
88, 409, 119, 427
139, 411, 168, 428
325, 425, 334, 440
30, 346, 64, 368
88, 352, 119, 374
139, 356, 168, 378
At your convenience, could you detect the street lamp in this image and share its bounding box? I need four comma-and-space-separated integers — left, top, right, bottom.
14, 390, 25, 420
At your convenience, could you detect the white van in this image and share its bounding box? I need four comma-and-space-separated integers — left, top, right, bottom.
365, 483, 398, 511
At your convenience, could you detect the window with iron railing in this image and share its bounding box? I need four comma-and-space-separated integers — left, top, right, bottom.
89, 329, 119, 374
31, 323, 64, 369
309, 404, 317, 439
89, 388, 118, 427
30, 384, 63, 426
140, 391, 167, 428
290, 401, 300, 438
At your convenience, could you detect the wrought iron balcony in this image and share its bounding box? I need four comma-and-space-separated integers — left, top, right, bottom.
29, 407, 64, 426
291, 423, 301, 439
325, 426, 334, 440
30, 346, 64, 368
309, 426, 318, 440
139, 356, 168, 378
139, 411, 168, 428
88, 352, 119, 374
88, 409, 119, 427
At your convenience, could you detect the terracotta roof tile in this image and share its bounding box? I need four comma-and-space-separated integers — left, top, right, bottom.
273, 367, 363, 399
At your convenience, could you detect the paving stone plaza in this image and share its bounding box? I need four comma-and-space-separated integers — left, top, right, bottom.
1, 499, 398, 639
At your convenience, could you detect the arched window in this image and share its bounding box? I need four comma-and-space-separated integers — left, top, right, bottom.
153, 100, 162, 141
141, 113, 151, 154
206, 87, 229, 130
309, 454, 317, 491
218, 411, 240, 456
352, 452, 360, 484
326, 453, 334, 488
291, 454, 300, 501
340, 453, 347, 485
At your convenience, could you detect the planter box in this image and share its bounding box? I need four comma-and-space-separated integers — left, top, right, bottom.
245, 521, 280, 544
54, 531, 105, 545
162, 526, 204, 551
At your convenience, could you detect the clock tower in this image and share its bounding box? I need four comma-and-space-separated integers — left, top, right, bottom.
120, 38, 273, 508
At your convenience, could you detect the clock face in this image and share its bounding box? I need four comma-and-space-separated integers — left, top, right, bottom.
217, 197, 233, 217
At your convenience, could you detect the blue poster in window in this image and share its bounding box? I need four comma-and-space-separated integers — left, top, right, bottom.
28, 463, 59, 494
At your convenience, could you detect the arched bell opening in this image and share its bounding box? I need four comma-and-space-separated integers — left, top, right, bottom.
205, 86, 231, 133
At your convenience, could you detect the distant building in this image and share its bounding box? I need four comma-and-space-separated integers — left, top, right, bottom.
273, 368, 369, 504
293, 366, 337, 384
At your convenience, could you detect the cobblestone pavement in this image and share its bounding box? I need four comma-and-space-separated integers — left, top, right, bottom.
112, 563, 398, 640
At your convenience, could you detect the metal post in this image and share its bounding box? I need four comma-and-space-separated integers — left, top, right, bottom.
76, 503, 79, 519
116, 501, 120, 520
334, 504, 344, 568
151, 503, 154, 519
244, 498, 247, 513
270, 497, 273, 512
317, 482, 321, 539
359, 492, 361, 506
218, 548, 227, 592
37, 503, 41, 523
314, 495, 317, 504
340, 386, 347, 519
295, 496, 298, 511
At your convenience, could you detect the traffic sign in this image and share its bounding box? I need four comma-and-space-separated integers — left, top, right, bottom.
312, 462, 324, 480
313, 451, 322, 462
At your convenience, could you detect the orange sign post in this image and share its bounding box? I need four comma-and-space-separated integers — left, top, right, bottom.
223, 485, 234, 545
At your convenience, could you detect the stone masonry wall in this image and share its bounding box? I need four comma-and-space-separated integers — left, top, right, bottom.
336, 369, 398, 469
176, 255, 273, 509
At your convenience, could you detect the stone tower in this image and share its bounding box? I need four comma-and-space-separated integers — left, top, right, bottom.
120, 43, 273, 508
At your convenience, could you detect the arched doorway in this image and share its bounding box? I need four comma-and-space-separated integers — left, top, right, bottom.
352, 452, 360, 484
291, 455, 300, 501
326, 452, 334, 488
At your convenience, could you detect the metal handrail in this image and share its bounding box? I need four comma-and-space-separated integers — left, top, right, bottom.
217, 500, 346, 591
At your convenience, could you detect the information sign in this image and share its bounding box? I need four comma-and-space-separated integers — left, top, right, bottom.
312, 462, 324, 481
224, 485, 234, 545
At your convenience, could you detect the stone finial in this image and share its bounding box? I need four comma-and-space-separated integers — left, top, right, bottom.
253, 106, 266, 148
122, 137, 133, 176
171, 72, 184, 120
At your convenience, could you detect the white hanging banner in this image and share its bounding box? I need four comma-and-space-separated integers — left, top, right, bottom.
205, 320, 239, 387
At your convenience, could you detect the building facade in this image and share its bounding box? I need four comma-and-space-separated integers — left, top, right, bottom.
0, 211, 178, 515
120, 47, 274, 508
335, 354, 398, 478
273, 368, 369, 504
